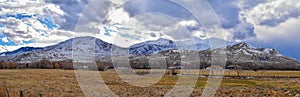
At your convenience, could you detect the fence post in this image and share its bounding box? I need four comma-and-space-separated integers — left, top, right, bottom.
5, 88, 10, 97
20, 90, 23, 97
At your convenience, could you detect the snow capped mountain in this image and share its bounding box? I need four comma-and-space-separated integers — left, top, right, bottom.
0, 36, 298, 68
129, 38, 177, 55
12, 36, 117, 62
223, 42, 299, 68
227, 42, 281, 57
0, 37, 178, 62
157, 42, 300, 70
0, 36, 219, 62
43, 36, 113, 55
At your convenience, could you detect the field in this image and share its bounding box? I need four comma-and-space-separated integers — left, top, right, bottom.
0, 69, 300, 97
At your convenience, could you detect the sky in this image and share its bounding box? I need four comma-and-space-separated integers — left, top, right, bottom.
0, 0, 300, 60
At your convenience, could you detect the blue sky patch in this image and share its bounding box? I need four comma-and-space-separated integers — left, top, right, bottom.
1, 13, 58, 30
6, 13, 34, 20
0, 34, 17, 46
37, 18, 58, 29
0, 34, 33, 46
103, 26, 111, 36
22, 40, 34, 44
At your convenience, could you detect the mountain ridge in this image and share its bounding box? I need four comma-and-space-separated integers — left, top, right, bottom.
0, 36, 298, 66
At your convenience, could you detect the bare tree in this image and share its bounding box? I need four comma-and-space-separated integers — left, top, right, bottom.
234, 65, 242, 77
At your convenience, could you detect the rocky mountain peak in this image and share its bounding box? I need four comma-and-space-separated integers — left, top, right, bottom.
228, 42, 252, 49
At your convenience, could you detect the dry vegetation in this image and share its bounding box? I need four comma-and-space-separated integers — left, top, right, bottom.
0, 69, 299, 97
199, 70, 300, 78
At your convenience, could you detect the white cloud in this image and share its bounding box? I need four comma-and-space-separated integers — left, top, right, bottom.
100, 8, 197, 47
34, 30, 75, 44
178, 20, 198, 27
255, 17, 300, 42
1, 0, 299, 51
0, 17, 48, 44
236, 0, 267, 10
192, 26, 233, 41
0, 45, 8, 53
236, 0, 300, 43
1, 37, 8, 42
0, 0, 64, 16
0, 0, 232, 49
243, 0, 300, 27
0, 0, 66, 45
0, 29, 74, 52
106, 7, 131, 24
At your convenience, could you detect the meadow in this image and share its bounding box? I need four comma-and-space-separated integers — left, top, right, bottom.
0, 69, 299, 97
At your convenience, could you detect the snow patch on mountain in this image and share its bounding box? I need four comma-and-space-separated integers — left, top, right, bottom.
0, 45, 8, 53
129, 38, 177, 55
2, 37, 281, 64
228, 42, 282, 57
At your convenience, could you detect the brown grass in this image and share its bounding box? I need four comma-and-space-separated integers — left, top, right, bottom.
0, 69, 299, 97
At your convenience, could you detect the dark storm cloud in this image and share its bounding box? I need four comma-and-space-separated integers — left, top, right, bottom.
208, 0, 240, 29
44, 0, 90, 30
123, 0, 194, 20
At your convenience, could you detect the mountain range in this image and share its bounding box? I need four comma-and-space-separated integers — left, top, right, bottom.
0, 36, 299, 70
156, 42, 300, 70
0, 36, 178, 62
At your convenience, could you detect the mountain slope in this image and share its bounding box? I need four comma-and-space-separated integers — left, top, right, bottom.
224, 42, 300, 69
0, 47, 42, 56
5, 36, 118, 62
225, 42, 285, 62
129, 38, 177, 55
156, 42, 300, 70
1, 36, 299, 70
0, 37, 179, 62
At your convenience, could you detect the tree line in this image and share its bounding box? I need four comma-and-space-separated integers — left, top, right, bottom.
1, 58, 300, 71
0, 59, 111, 71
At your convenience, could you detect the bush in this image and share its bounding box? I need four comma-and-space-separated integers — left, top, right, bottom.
6, 62, 17, 69
96, 62, 111, 71
0, 60, 5, 69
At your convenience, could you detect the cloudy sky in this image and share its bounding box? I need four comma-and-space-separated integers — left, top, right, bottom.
0, 0, 300, 60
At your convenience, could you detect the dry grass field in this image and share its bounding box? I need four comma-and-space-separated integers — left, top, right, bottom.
0, 69, 299, 97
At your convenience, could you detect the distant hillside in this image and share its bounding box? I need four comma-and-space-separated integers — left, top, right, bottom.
154, 42, 300, 70
0, 36, 299, 70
